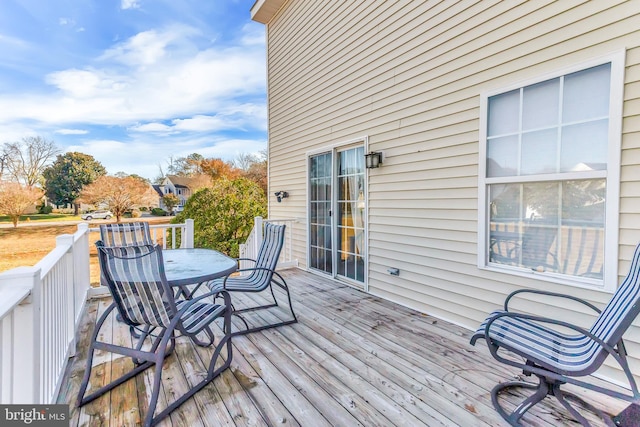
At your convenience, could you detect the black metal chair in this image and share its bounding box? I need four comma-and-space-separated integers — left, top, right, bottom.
77, 243, 232, 427
471, 243, 640, 426
205, 223, 297, 336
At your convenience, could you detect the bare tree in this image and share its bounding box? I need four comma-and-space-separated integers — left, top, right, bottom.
233, 152, 259, 171
153, 164, 166, 185
0, 152, 8, 180
2, 136, 60, 187
0, 181, 44, 227
79, 175, 157, 222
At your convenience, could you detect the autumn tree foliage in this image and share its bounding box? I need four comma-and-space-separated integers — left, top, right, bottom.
79, 175, 156, 222
200, 158, 241, 180
0, 181, 44, 227
174, 177, 267, 257
162, 193, 180, 213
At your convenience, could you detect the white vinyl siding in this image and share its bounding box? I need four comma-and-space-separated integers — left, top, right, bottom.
262, 0, 640, 382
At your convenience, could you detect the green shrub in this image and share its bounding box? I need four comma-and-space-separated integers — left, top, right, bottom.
174, 177, 266, 257
38, 204, 53, 214
151, 207, 167, 216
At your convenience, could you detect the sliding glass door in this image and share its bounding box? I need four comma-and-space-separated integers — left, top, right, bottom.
309, 146, 365, 284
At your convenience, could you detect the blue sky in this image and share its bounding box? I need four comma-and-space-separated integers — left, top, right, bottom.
0, 0, 266, 180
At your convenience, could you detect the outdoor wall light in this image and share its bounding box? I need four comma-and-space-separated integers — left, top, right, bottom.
274, 191, 289, 202
365, 151, 383, 169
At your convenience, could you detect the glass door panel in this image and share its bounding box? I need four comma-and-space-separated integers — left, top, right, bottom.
337, 147, 365, 282
309, 153, 332, 274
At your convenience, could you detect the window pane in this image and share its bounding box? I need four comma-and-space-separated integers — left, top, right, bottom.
560, 180, 605, 279
560, 119, 608, 172
487, 135, 518, 177
488, 180, 605, 279
489, 184, 522, 266
521, 129, 557, 175
488, 89, 519, 136
523, 182, 559, 225
523, 78, 559, 130
563, 63, 611, 123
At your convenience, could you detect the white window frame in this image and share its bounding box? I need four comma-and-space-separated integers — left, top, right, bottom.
477, 51, 625, 292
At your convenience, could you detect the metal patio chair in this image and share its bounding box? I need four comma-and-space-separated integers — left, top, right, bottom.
204, 222, 297, 336
99, 222, 156, 337
470, 243, 640, 426
77, 243, 232, 427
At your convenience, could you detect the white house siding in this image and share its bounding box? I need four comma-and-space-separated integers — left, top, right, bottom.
260, 0, 640, 382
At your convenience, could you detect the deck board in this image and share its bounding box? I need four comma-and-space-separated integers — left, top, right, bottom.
60, 268, 628, 426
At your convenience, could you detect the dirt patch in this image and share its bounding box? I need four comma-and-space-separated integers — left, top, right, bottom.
0, 218, 171, 285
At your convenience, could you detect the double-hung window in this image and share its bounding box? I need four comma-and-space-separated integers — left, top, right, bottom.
478, 53, 624, 290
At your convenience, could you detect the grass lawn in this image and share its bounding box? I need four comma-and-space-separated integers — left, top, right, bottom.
0, 217, 171, 285
0, 213, 82, 223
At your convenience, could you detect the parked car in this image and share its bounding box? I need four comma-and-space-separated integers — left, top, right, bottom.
81, 210, 113, 220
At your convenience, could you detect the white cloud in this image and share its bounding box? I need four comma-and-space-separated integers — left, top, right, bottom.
54, 129, 89, 135
0, 25, 266, 126
121, 0, 141, 10
130, 122, 174, 133
240, 23, 265, 46
130, 104, 267, 134
99, 27, 196, 67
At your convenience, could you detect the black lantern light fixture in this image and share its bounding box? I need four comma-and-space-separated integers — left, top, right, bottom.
365, 151, 383, 169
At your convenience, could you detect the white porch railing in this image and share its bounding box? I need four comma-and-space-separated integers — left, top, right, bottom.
87, 218, 195, 249
0, 223, 91, 404
239, 217, 298, 269
0, 219, 195, 404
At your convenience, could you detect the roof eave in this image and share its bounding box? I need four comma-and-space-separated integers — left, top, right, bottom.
250, 0, 287, 24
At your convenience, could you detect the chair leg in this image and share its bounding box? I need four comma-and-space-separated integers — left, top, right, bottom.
78, 328, 168, 408
491, 378, 548, 426
151, 307, 233, 425
552, 382, 617, 427
230, 277, 298, 336
492, 374, 618, 427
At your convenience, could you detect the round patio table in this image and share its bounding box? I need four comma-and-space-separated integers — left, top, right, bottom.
163, 248, 237, 297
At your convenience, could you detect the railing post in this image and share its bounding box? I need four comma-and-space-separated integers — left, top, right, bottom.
184, 219, 194, 249
254, 216, 263, 255
1, 267, 42, 403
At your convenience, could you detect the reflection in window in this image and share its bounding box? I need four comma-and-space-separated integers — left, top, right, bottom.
484, 62, 613, 282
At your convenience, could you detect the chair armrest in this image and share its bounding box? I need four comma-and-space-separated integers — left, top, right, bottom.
504, 289, 601, 314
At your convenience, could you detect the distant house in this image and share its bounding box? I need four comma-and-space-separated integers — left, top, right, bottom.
251, 0, 640, 382
155, 175, 211, 212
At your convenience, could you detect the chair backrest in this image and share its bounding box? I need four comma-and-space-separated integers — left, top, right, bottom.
100, 222, 153, 247
590, 243, 640, 348
96, 241, 176, 328
252, 223, 286, 278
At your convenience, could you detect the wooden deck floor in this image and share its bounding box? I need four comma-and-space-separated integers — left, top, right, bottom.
57, 269, 626, 426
